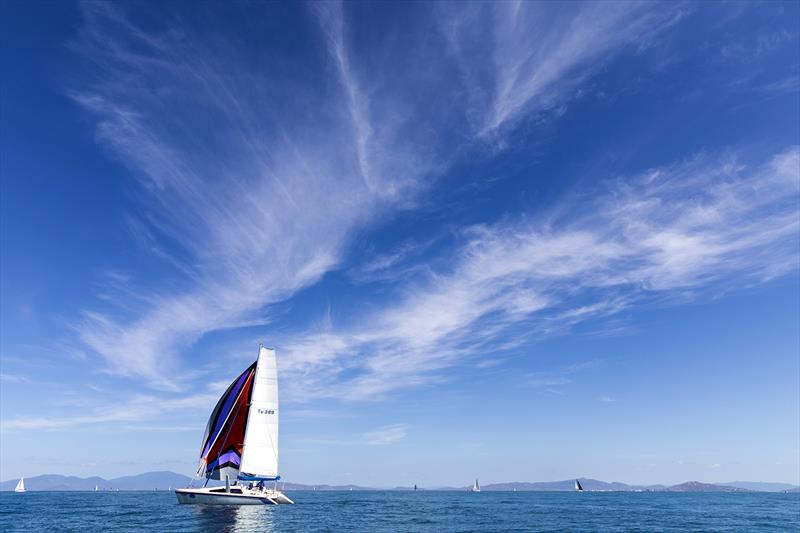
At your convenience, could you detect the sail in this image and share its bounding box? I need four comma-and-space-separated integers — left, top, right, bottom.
15, 478, 25, 492
198, 361, 257, 480
238, 345, 280, 480
575, 479, 583, 491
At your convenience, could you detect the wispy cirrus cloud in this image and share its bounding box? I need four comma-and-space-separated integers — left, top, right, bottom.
442, 1, 688, 136
0, 391, 220, 431
70, 1, 792, 405
280, 147, 799, 401
71, 2, 439, 387
71, 1, 688, 389
311, 1, 374, 193
0, 373, 31, 385
300, 424, 409, 447
362, 424, 409, 445
526, 360, 599, 391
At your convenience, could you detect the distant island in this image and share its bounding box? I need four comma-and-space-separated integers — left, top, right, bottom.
1, 472, 798, 493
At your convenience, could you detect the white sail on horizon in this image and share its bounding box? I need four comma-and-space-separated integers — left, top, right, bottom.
14, 478, 25, 493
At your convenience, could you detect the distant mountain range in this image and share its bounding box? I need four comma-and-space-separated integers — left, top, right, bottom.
2, 472, 798, 492
719, 481, 800, 492
433, 479, 795, 493
0, 471, 193, 492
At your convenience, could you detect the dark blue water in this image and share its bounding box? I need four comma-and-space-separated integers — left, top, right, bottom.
1, 491, 798, 532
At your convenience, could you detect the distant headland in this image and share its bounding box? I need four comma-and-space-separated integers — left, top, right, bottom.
1, 472, 797, 493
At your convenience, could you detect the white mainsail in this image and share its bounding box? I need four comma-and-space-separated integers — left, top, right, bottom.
472, 479, 480, 492
238, 345, 280, 480
15, 478, 26, 492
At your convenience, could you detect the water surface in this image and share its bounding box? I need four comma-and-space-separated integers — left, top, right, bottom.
1, 490, 798, 532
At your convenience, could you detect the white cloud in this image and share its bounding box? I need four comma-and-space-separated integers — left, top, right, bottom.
524, 360, 598, 391
0, 391, 220, 431
280, 147, 799, 401
0, 373, 31, 385
311, 1, 375, 193
71, 2, 432, 387
529, 377, 572, 389
297, 423, 409, 447
442, 2, 687, 136
362, 424, 409, 445
69, 3, 795, 404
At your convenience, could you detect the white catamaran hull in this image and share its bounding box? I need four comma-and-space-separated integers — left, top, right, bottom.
175, 486, 294, 505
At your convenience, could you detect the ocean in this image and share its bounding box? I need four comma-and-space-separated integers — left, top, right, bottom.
1, 490, 798, 532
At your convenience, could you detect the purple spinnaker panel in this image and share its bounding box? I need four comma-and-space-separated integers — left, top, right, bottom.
200, 364, 254, 459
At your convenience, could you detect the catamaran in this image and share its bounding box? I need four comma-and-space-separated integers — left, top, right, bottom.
471, 479, 480, 492
175, 344, 293, 505
575, 479, 584, 492
14, 478, 26, 493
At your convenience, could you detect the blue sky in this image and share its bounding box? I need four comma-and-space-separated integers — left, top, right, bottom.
1, 1, 798, 487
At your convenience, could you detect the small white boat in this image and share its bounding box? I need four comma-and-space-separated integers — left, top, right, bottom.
575, 479, 584, 492
471, 479, 480, 492
175, 344, 293, 505
14, 478, 26, 493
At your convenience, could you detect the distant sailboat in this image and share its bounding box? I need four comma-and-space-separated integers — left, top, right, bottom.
175, 344, 294, 505
14, 478, 26, 493
414, 484, 417, 491
575, 479, 584, 492
471, 479, 480, 492
94, 485, 98, 492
